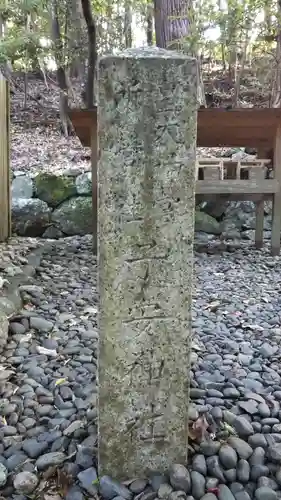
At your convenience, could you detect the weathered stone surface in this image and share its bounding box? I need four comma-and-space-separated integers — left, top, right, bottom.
98, 48, 197, 477
195, 211, 221, 235
12, 198, 51, 236
51, 196, 93, 236
34, 173, 77, 207
76, 172, 92, 195
13, 471, 39, 494
12, 176, 33, 199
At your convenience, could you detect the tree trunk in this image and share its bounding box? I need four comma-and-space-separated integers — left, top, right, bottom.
81, 0, 97, 108
272, 0, 281, 107
124, 1, 132, 48
233, 33, 250, 107
153, 0, 205, 106
69, 0, 87, 78
24, 13, 31, 109
153, 0, 191, 50
51, 0, 72, 136
146, 2, 154, 45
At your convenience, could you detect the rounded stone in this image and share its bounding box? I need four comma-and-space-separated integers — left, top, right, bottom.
227, 437, 253, 459
34, 173, 76, 207
51, 196, 94, 237
190, 471, 205, 499
13, 471, 39, 494
169, 464, 191, 493
0, 462, 8, 486
255, 486, 278, 500
219, 444, 238, 469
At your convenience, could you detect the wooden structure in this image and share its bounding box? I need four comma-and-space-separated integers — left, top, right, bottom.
0, 73, 10, 242
69, 107, 281, 256
198, 108, 281, 255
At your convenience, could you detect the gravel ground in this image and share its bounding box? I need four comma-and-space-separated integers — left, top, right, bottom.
1, 237, 281, 499
0, 237, 44, 278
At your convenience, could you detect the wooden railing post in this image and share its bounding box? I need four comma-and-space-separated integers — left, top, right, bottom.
0, 74, 11, 242
272, 127, 281, 256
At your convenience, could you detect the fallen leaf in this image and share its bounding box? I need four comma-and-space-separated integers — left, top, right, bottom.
55, 378, 67, 386
189, 415, 210, 442
36, 346, 58, 357
204, 300, 220, 312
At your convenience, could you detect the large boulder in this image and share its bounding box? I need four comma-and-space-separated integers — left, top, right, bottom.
199, 199, 229, 220
223, 201, 271, 233
34, 173, 77, 208
195, 211, 222, 235
11, 175, 33, 199
12, 198, 51, 236
51, 196, 93, 236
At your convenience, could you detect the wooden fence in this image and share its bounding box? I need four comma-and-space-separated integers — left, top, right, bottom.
0, 73, 10, 242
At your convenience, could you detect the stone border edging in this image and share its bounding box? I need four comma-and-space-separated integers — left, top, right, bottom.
0, 242, 54, 352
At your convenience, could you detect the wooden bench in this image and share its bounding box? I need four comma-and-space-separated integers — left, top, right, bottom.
196, 157, 280, 255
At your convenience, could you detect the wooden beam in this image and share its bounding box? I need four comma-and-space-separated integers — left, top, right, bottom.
196, 180, 279, 195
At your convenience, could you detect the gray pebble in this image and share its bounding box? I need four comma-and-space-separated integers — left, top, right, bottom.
250, 465, 269, 481
237, 459, 250, 483
223, 388, 240, 398
200, 441, 221, 456
75, 447, 94, 470
129, 479, 148, 494
258, 403, 271, 418
190, 471, 205, 499
257, 477, 278, 490
192, 454, 207, 476
77, 467, 98, 496
249, 447, 265, 466
224, 469, 236, 482
255, 486, 278, 500
158, 484, 173, 499
206, 456, 225, 482
169, 464, 191, 493
219, 444, 238, 469
13, 471, 39, 494
30, 316, 53, 332
66, 485, 85, 500
234, 492, 251, 500
35, 452, 66, 470
99, 475, 133, 500
233, 416, 254, 437
238, 401, 258, 415
217, 484, 235, 500
268, 443, 281, 462
248, 434, 267, 449
227, 437, 253, 459
22, 439, 48, 458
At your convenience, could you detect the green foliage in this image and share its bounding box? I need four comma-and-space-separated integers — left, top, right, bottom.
0, 0, 279, 75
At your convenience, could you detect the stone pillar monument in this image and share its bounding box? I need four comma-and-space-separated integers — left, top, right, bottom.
98, 47, 198, 479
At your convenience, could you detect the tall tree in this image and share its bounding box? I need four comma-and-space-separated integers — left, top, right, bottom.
153, 0, 192, 50
153, 0, 205, 106
81, 0, 96, 108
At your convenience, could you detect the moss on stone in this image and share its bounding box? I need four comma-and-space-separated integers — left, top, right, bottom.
51, 196, 95, 240
34, 173, 77, 208
195, 210, 222, 234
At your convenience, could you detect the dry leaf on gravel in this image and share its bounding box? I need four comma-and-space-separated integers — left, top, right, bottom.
189, 415, 210, 442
